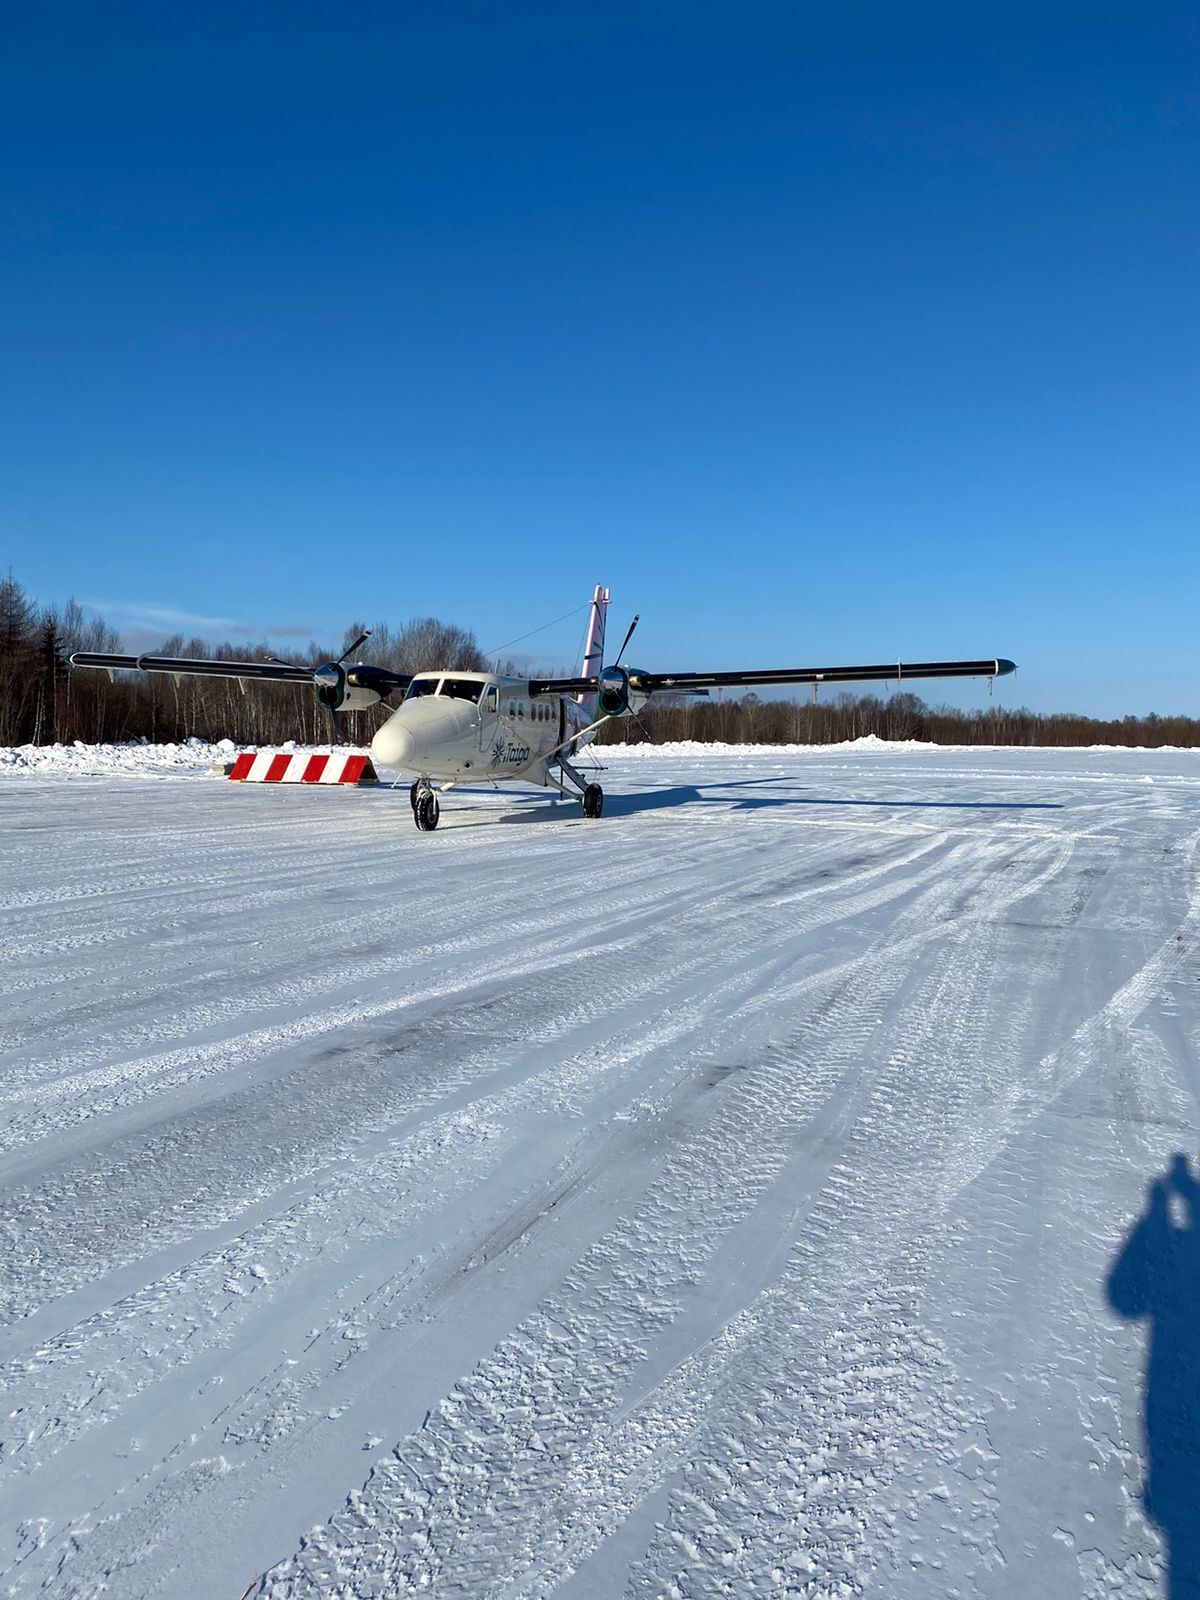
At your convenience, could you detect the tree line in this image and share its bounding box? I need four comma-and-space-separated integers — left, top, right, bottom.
0, 572, 485, 748
2, 570, 1197, 749
593, 689, 1200, 749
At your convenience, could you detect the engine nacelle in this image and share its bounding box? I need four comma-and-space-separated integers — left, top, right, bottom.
596, 665, 649, 718
313, 663, 383, 713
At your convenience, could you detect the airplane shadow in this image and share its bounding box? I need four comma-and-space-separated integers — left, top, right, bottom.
1107, 1154, 1200, 1599
359, 776, 1061, 825
599, 780, 1062, 818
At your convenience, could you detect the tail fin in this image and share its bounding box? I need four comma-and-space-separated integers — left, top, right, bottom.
577, 585, 609, 712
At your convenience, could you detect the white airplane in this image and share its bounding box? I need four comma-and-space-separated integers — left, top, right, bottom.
71, 585, 1015, 831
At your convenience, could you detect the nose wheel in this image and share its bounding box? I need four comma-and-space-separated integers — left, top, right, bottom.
412, 781, 440, 831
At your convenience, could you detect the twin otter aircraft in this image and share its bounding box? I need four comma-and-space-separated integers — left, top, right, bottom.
71, 586, 1015, 831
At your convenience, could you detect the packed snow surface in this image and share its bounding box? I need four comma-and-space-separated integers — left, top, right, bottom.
2, 743, 1199, 1598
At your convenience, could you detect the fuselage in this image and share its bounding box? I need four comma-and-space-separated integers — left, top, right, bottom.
371, 672, 596, 785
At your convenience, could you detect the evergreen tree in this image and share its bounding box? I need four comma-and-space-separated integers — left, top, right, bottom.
0, 571, 36, 744
30, 613, 67, 744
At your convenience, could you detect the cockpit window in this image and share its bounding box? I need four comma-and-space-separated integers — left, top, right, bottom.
404, 676, 483, 703
440, 678, 483, 702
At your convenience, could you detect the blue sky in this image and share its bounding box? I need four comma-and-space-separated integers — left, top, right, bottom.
3, 2, 1197, 715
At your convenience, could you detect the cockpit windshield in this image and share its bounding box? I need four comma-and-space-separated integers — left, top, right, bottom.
440, 678, 484, 703
403, 676, 484, 704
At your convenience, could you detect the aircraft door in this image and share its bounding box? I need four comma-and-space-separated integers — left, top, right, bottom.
479, 683, 500, 750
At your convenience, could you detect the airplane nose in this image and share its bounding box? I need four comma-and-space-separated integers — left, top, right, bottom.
373, 699, 475, 773
371, 722, 417, 770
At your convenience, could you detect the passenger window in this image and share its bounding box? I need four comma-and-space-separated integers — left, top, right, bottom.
484, 686, 498, 714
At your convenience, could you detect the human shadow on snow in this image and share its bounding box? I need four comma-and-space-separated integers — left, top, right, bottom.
1107, 1154, 1200, 1600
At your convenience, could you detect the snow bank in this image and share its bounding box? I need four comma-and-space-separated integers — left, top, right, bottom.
4, 735, 1199, 779
0, 739, 387, 780
603, 735, 1200, 757
0, 738, 250, 778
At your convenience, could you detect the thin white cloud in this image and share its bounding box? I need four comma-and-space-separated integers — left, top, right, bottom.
263, 622, 317, 638
83, 601, 312, 643
493, 649, 575, 674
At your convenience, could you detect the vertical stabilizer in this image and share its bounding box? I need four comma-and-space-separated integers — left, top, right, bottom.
577, 585, 610, 712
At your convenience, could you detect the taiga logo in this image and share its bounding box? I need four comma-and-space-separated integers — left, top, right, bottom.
491, 739, 530, 768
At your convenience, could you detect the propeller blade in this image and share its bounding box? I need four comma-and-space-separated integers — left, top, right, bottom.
336, 629, 372, 667
326, 706, 343, 745
612, 614, 640, 669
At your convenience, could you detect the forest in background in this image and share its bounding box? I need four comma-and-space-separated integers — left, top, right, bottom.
2, 570, 1198, 750
0, 572, 486, 747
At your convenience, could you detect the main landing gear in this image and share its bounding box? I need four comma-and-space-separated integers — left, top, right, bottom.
410, 779, 440, 832
559, 756, 604, 819
408, 763, 603, 831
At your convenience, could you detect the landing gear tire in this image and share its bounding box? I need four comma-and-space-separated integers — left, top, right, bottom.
582, 783, 604, 819
415, 792, 440, 831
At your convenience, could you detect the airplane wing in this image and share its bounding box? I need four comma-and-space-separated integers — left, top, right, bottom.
70, 651, 316, 684
528, 657, 1016, 696
68, 651, 412, 699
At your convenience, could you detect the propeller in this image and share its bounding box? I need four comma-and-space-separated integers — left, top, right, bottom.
313, 630, 373, 745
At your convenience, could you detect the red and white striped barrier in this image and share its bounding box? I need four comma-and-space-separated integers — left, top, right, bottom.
228, 751, 378, 785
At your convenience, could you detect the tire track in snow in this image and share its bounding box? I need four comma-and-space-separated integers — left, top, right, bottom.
1, 829, 1039, 1595
0, 837, 756, 1090
549, 836, 1200, 1600
249, 831, 1071, 1597
0, 827, 950, 1355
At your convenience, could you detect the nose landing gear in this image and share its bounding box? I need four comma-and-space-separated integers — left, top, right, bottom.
411, 779, 440, 831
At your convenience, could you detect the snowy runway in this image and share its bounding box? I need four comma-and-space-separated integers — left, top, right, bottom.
2, 744, 1199, 1598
